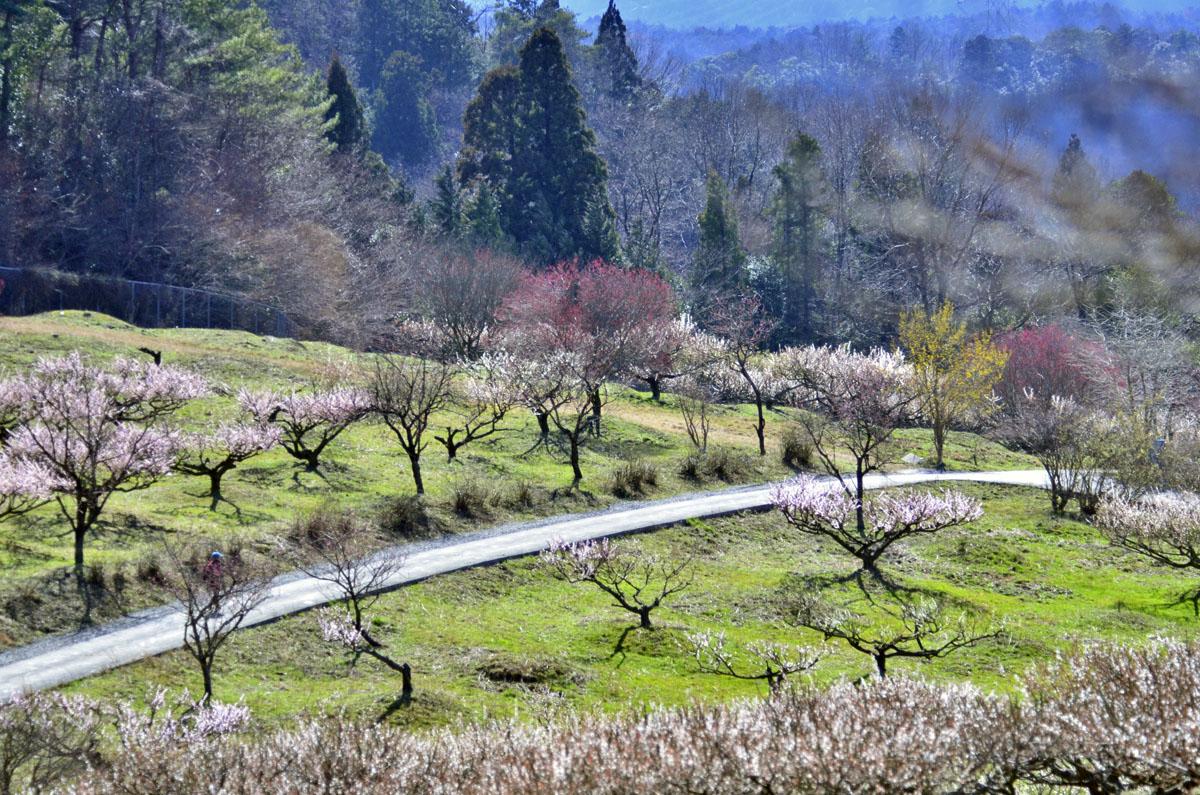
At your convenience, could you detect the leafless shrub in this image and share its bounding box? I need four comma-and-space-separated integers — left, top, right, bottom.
608, 460, 659, 499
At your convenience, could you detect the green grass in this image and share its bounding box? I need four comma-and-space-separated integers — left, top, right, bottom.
62, 484, 1200, 728
0, 311, 1035, 649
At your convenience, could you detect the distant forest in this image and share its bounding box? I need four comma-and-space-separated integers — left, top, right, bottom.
1, 0, 1198, 347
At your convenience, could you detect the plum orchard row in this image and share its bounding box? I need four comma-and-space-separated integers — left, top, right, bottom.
6, 639, 1200, 793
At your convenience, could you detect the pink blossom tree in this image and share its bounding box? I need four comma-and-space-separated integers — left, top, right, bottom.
175, 422, 282, 510
0, 454, 66, 521
540, 537, 691, 629
1, 353, 205, 580
774, 345, 933, 557
239, 387, 371, 473
499, 261, 678, 428
996, 324, 1102, 408
771, 475, 982, 573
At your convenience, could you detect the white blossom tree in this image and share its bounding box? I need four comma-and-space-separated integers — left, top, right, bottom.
1097, 493, 1200, 613
541, 537, 691, 629
433, 353, 519, 462
772, 475, 982, 572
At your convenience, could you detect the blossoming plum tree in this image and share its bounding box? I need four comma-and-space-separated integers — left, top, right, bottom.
239, 387, 371, 473
0, 353, 206, 579
771, 475, 982, 573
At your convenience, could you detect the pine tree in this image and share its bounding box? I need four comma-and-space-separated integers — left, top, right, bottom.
594, 0, 640, 100
691, 171, 747, 316
430, 165, 464, 238
323, 54, 367, 153
771, 132, 829, 344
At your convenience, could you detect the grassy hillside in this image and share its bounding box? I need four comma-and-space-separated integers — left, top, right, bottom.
63, 483, 1200, 728
0, 311, 1030, 649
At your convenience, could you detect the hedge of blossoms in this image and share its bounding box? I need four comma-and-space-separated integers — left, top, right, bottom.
29, 640, 1198, 794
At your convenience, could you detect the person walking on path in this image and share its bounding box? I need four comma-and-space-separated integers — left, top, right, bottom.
202, 551, 224, 614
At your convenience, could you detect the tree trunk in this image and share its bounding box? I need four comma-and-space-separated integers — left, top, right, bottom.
208, 471, 223, 512
648, 376, 661, 403
855, 465, 867, 533
874, 653, 887, 678
201, 659, 214, 701
536, 411, 550, 439
408, 451, 424, 495
754, 398, 767, 456
933, 421, 946, 470
400, 662, 413, 702
639, 606, 652, 629
569, 434, 583, 484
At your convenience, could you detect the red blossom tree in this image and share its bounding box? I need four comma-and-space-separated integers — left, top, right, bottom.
499, 261, 678, 425
996, 325, 1104, 408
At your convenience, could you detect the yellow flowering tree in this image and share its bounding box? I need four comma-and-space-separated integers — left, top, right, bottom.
899, 303, 1009, 469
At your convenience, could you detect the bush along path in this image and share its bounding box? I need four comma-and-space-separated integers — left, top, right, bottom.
0, 470, 1047, 698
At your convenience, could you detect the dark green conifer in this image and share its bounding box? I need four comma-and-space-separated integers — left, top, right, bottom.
691, 171, 747, 315
594, 0, 640, 99
324, 54, 366, 152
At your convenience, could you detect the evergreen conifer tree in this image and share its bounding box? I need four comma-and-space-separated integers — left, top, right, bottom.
460, 28, 616, 266
691, 171, 747, 316
594, 1, 640, 100
324, 54, 366, 152
430, 165, 464, 238
467, 182, 505, 247
771, 132, 829, 343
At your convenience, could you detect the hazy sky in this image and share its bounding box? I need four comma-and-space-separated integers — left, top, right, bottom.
546, 0, 1200, 28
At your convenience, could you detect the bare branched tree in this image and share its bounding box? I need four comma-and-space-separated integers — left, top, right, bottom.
285, 510, 414, 700
163, 539, 272, 702
688, 630, 820, 694
541, 538, 691, 629
370, 356, 454, 494
788, 593, 998, 678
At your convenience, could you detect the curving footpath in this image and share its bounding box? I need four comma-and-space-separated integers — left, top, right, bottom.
0, 469, 1048, 699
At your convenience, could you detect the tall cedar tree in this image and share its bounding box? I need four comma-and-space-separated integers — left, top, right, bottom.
771, 132, 829, 344
690, 171, 747, 320
374, 51, 438, 168
460, 28, 617, 266
324, 55, 366, 152
594, 1, 640, 100
431, 165, 464, 237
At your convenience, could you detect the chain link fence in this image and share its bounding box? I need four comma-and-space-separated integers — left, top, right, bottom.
0, 267, 294, 338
